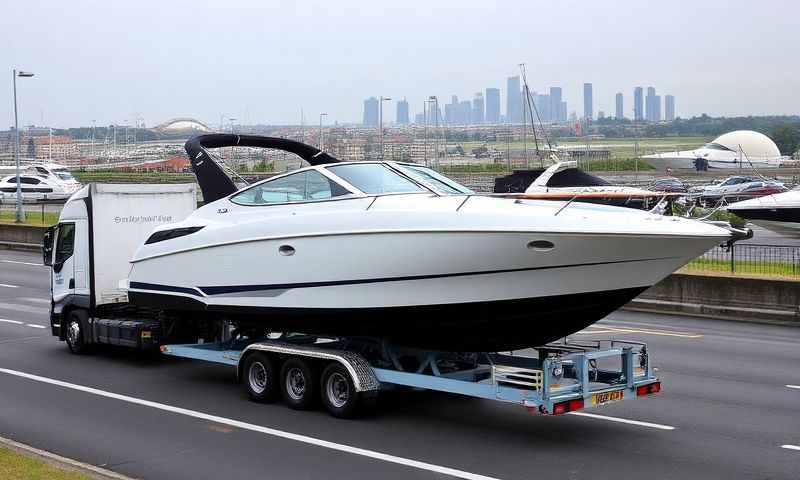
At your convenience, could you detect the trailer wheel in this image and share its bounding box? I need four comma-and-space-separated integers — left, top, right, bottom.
320, 363, 375, 419
65, 310, 90, 355
280, 358, 317, 410
242, 352, 278, 403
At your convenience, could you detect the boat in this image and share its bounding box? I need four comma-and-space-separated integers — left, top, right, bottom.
125, 134, 731, 351
494, 161, 668, 210
641, 130, 787, 171
727, 188, 800, 238
0, 168, 82, 201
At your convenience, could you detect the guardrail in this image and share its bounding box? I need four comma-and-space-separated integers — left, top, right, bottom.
684, 243, 800, 278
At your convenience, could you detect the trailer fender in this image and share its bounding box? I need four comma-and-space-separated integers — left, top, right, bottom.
238, 343, 379, 393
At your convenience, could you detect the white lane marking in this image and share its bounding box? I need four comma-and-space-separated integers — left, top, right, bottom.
781, 445, 800, 451
0, 318, 24, 325
567, 411, 676, 430
0, 260, 44, 267
0, 368, 502, 480
0, 436, 132, 480
0, 283, 19, 288
26, 324, 46, 329
786, 385, 800, 390
21, 297, 51, 304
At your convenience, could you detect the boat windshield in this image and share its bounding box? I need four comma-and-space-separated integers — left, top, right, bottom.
54, 170, 75, 181
394, 164, 473, 195
327, 163, 426, 195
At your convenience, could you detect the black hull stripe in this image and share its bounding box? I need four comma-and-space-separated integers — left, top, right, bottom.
728, 207, 800, 222
130, 256, 674, 297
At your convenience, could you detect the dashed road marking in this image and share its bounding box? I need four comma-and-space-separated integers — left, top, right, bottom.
582, 324, 703, 339
786, 385, 800, 390
781, 445, 800, 451
0, 260, 44, 267
26, 324, 46, 329
0, 318, 45, 329
0, 283, 19, 288
567, 411, 676, 430
0, 368, 504, 480
0, 318, 24, 325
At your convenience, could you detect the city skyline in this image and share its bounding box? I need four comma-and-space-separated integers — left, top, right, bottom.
2, 1, 796, 128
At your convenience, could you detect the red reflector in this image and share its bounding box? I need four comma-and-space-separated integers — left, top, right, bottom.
637, 382, 662, 396
552, 402, 568, 415
649, 382, 661, 394
568, 399, 584, 412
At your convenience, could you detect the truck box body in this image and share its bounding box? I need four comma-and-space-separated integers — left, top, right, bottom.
50, 183, 196, 318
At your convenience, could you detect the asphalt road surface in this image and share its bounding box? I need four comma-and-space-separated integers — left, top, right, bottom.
0, 249, 798, 480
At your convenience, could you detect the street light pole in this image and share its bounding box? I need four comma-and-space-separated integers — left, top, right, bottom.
429, 96, 438, 169
319, 113, 328, 150
379, 96, 391, 160
12, 69, 34, 223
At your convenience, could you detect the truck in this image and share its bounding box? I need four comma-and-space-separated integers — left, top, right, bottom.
43, 183, 662, 419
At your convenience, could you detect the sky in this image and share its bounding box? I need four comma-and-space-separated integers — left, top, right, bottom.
1, 0, 797, 129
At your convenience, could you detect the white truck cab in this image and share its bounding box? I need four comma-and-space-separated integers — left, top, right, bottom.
43, 183, 196, 352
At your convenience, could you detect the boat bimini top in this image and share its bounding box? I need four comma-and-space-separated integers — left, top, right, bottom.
185, 134, 341, 203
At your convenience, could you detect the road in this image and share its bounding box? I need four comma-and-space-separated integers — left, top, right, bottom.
0, 248, 798, 480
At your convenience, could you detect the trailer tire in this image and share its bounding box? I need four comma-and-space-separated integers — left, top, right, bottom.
280, 358, 317, 410
242, 352, 278, 403
65, 310, 90, 355
320, 363, 374, 419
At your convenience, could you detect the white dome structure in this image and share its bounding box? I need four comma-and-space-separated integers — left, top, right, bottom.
709, 130, 781, 159
155, 118, 212, 134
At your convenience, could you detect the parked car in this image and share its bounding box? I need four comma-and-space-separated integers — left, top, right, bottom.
690, 176, 787, 199
650, 177, 689, 193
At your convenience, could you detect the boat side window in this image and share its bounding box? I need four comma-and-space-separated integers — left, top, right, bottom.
54, 223, 75, 266
230, 170, 351, 206
326, 164, 425, 195
20, 177, 41, 184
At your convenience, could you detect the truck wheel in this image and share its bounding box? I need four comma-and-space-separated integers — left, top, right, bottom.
280, 358, 317, 410
320, 363, 375, 419
242, 352, 278, 402
65, 310, 90, 355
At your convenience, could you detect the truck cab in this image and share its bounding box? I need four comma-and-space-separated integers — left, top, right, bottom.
42, 183, 197, 352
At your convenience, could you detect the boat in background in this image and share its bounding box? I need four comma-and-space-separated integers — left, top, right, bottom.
494, 161, 667, 210
641, 130, 787, 171
727, 188, 800, 238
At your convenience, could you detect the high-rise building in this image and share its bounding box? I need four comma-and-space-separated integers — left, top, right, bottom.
633, 87, 643, 121
654, 95, 661, 121
460, 100, 472, 124
396, 98, 409, 125
583, 83, 593, 121
472, 92, 485, 124
414, 112, 424, 124
645, 87, 657, 122
363, 97, 379, 126
665, 95, 675, 121
506, 76, 521, 123
549, 87, 563, 122
485, 88, 500, 123
615, 92, 624, 120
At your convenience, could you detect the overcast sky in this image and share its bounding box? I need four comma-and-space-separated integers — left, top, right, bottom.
1, 0, 797, 129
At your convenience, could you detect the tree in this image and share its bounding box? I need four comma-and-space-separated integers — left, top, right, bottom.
771, 124, 800, 156
27, 138, 35, 158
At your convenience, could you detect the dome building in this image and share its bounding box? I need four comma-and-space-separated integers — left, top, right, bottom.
154, 118, 213, 136
642, 130, 786, 171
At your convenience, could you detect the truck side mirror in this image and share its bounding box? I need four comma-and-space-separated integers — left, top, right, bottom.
42, 227, 55, 267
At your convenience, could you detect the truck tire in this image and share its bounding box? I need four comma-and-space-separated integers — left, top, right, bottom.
280, 358, 317, 410
65, 310, 90, 355
320, 362, 376, 419
242, 352, 278, 403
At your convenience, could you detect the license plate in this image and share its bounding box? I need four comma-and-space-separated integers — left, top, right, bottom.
592, 389, 624, 406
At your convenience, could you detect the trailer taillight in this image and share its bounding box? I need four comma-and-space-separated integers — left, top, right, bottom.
636, 381, 661, 396
552, 398, 584, 415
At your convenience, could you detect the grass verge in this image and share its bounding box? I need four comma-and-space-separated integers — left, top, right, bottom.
683, 257, 800, 279
0, 446, 89, 480
0, 210, 60, 226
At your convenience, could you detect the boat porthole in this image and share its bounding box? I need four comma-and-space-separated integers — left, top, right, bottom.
279, 245, 295, 256
527, 240, 554, 252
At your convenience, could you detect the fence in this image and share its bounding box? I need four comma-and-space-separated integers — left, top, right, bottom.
683, 243, 800, 279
